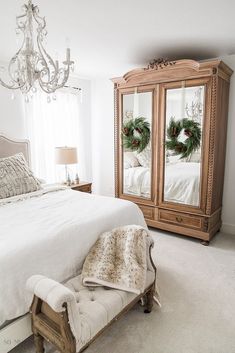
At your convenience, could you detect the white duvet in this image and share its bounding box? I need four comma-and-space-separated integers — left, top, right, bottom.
164, 162, 200, 206
124, 162, 200, 206
0, 186, 146, 326
124, 166, 150, 197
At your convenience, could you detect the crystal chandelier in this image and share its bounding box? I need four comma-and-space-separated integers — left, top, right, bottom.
0, 0, 74, 100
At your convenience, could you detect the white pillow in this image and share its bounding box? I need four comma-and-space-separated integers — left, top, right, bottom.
135, 144, 151, 168
166, 154, 182, 164
0, 153, 41, 199
124, 152, 140, 169
189, 150, 201, 163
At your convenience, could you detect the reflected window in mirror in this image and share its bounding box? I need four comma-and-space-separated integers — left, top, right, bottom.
122, 91, 152, 199
164, 85, 204, 207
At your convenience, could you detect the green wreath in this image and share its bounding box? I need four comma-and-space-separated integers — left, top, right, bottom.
166, 117, 201, 159
122, 117, 150, 153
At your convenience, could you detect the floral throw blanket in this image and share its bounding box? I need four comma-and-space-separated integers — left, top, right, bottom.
81, 225, 155, 295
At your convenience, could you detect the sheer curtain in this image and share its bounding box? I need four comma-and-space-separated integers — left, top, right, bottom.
24, 90, 85, 183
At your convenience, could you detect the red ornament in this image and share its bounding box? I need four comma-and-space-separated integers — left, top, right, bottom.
132, 139, 140, 146
122, 127, 129, 136
135, 127, 142, 134
184, 129, 192, 137
171, 127, 178, 137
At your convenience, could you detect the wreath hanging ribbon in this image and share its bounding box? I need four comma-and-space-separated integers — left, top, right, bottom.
122, 117, 150, 153
166, 117, 201, 159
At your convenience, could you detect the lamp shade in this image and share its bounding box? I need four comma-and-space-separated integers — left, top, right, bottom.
55, 147, 78, 165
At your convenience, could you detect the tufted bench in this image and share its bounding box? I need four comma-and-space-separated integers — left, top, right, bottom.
27, 250, 156, 353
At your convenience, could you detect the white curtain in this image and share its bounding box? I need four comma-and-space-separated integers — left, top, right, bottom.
24, 90, 86, 183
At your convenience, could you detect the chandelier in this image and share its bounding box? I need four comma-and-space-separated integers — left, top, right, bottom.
185, 87, 204, 122
0, 0, 74, 100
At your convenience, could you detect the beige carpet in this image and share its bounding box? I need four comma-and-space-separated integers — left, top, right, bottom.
10, 229, 235, 353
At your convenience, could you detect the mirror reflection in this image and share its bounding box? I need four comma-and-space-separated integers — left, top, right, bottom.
122, 91, 152, 198
164, 86, 204, 206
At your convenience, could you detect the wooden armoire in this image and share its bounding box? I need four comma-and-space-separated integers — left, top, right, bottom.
112, 59, 233, 243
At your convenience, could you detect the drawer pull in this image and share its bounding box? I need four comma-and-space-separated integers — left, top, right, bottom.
176, 216, 183, 223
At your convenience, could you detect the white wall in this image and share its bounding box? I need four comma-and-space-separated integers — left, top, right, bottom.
0, 87, 24, 138
91, 79, 114, 195
220, 55, 235, 235
91, 56, 235, 235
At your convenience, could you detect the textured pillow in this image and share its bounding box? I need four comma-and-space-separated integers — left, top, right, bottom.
135, 144, 151, 168
124, 152, 140, 169
0, 153, 41, 199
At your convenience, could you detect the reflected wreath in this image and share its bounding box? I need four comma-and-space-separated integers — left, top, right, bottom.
166, 117, 201, 159
122, 117, 150, 153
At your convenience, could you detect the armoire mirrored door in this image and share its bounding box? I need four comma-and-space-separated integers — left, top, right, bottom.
162, 82, 205, 208
121, 89, 153, 200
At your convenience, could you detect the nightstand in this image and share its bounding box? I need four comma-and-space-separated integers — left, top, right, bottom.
70, 182, 92, 193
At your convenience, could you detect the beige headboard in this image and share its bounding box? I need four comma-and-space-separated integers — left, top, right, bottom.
0, 133, 31, 166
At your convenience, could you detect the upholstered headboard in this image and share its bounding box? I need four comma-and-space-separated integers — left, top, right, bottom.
0, 133, 31, 166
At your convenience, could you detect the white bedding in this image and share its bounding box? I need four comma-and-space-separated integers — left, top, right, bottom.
124, 162, 200, 206
164, 162, 200, 206
124, 166, 150, 197
0, 186, 146, 326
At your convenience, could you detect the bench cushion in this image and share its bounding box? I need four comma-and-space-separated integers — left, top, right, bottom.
65, 271, 155, 349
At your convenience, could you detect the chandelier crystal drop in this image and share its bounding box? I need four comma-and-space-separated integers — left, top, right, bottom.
0, 0, 74, 96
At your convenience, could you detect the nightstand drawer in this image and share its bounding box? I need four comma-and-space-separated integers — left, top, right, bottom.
78, 185, 92, 193
71, 182, 92, 193
158, 209, 202, 230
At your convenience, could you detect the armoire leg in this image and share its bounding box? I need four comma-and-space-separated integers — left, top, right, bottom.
201, 240, 210, 246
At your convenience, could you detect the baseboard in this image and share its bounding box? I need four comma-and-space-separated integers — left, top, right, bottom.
221, 222, 235, 235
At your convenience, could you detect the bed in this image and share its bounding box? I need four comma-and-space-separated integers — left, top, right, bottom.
124, 162, 200, 206
0, 133, 146, 352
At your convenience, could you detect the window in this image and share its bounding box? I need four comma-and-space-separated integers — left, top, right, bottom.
24, 90, 83, 183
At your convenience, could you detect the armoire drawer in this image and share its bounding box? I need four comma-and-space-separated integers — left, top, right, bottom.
158, 209, 202, 230
138, 205, 154, 220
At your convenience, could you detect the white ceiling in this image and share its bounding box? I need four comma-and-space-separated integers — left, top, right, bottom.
0, 0, 234, 78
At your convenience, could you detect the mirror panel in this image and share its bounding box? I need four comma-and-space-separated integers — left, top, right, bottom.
122, 91, 152, 199
164, 85, 204, 207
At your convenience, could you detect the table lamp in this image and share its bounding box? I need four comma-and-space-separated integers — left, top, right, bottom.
55, 147, 78, 185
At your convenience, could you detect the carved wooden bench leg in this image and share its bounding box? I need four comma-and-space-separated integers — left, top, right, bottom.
34, 333, 44, 353
144, 284, 154, 314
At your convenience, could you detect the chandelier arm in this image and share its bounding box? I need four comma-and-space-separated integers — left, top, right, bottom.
37, 49, 57, 85
38, 79, 56, 94
56, 66, 71, 88
38, 64, 70, 94
38, 69, 61, 93
8, 34, 27, 85
0, 78, 23, 90
33, 5, 59, 85
50, 66, 70, 91
36, 32, 58, 84
34, 7, 73, 88
16, 14, 27, 29
32, 6, 46, 30
20, 84, 31, 94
